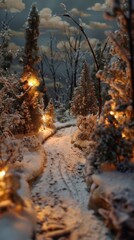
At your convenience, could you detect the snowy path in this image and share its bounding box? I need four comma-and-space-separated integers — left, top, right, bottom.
32, 127, 111, 240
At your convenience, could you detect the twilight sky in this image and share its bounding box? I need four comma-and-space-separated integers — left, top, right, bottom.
0, 0, 116, 54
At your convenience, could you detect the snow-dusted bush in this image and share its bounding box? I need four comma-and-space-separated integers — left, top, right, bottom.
0, 131, 23, 166
22, 135, 41, 151
44, 98, 55, 128
71, 114, 97, 149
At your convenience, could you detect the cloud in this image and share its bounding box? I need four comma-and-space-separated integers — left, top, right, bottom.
9, 29, 24, 38
0, 1, 5, 9
57, 37, 99, 52
89, 21, 111, 29
70, 8, 90, 17
105, 0, 113, 8
39, 8, 70, 31
88, 1, 113, 11
0, 0, 25, 12
40, 45, 61, 61
80, 38, 100, 51
80, 20, 111, 29
57, 37, 76, 51
40, 45, 51, 55
87, 3, 106, 11
7, 42, 21, 52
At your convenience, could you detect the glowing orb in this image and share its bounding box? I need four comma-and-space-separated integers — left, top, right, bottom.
42, 115, 46, 121
110, 111, 114, 115
0, 170, 6, 179
122, 133, 126, 138
28, 74, 39, 87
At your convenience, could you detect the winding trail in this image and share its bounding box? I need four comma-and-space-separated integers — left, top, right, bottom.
32, 126, 111, 240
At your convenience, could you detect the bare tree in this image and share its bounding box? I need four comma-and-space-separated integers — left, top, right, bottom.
41, 34, 61, 100
59, 30, 83, 102
61, 5, 107, 115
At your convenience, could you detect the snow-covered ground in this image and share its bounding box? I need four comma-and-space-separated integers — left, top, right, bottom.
32, 126, 111, 240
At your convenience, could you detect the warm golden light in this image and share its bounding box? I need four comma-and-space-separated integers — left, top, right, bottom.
110, 111, 114, 115
0, 170, 6, 179
42, 115, 46, 121
105, 118, 109, 125
27, 74, 40, 87
122, 133, 126, 138
43, 113, 53, 128
110, 111, 118, 119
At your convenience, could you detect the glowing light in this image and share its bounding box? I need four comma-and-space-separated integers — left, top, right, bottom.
122, 133, 126, 138
105, 118, 109, 125
0, 170, 6, 179
27, 74, 39, 87
43, 113, 53, 128
42, 115, 46, 121
110, 111, 114, 115
110, 111, 118, 119
39, 126, 44, 132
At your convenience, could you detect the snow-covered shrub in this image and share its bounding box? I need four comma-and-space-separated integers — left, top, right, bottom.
71, 114, 97, 149
44, 98, 55, 128
55, 100, 68, 123
87, 122, 133, 171
0, 131, 23, 166
22, 135, 41, 151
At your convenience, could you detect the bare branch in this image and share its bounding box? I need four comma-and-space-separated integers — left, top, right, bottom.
62, 13, 100, 70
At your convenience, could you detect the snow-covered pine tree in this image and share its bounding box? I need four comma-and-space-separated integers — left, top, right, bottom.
0, 13, 13, 73
71, 61, 97, 117
22, 3, 40, 78
44, 98, 55, 128
20, 4, 44, 133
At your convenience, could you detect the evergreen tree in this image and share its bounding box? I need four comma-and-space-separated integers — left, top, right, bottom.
20, 4, 44, 133
71, 61, 97, 116
0, 13, 13, 73
22, 3, 40, 78
44, 98, 55, 128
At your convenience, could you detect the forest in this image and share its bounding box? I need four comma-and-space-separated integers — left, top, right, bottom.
0, 0, 134, 239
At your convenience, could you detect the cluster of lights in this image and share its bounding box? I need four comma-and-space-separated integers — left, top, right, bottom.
110, 111, 118, 119
109, 110, 127, 139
